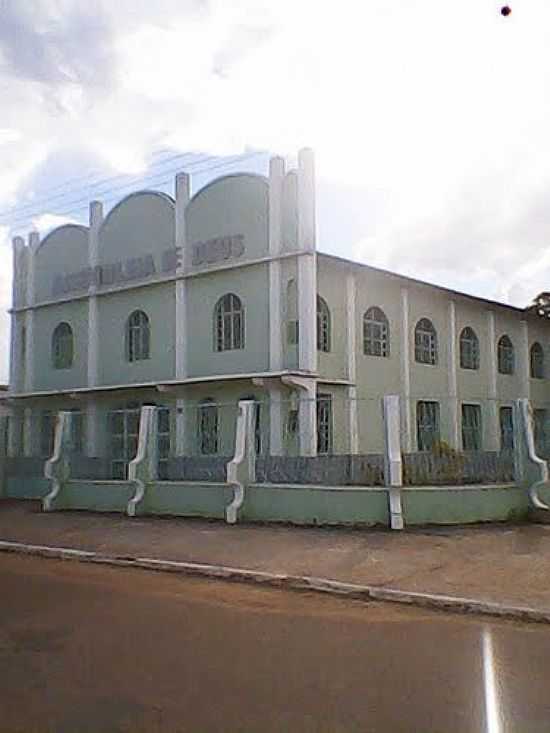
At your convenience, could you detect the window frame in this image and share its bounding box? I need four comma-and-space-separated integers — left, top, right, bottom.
459, 327, 480, 370
316, 393, 333, 454
363, 306, 390, 357
461, 403, 482, 451
414, 318, 438, 365
530, 342, 544, 379
197, 399, 219, 455
126, 310, 151, 363
499, 406, 514, 452
416, 401, 440, 452
316, 296, 331, 353
497, 335, 514, 375
214, 293, 245, 352
52, 322, 74, 370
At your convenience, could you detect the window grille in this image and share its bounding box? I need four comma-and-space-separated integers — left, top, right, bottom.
497, 335, 514, 375
108, 406, 140, 479
461, 404, 482, 451
198, 400, 218, 455
530, 342, 544, 379
499, 407, 514, 451
214, 294, 244, 351
287, 319, 299, 345
459, 327, 479, 370
414, 319, 438, 365
52, 322, 74, 370
316, 296, 331, 353
534, 409, 548, 458
316, 394, 333, 454
40, 411, 55, 457
126, 311, 150, 362
416, 401, 440, 451
157, 407, 171, 479
363, 307, 389, 357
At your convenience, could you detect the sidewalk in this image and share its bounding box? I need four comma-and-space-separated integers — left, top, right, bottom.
2, 498, 550, 617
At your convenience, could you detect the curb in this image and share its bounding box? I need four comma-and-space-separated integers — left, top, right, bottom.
1, 539, 549, 625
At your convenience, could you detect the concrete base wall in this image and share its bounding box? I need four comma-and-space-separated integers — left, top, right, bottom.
5, 477, 549, 528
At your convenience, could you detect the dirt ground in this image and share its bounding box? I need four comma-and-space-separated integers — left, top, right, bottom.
2, 499, 550, 611
2, 552, 550, 732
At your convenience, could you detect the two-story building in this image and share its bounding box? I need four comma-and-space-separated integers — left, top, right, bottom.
5, 148, 550, 477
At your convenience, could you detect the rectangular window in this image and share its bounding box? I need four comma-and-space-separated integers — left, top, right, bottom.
499, 407, 514, 451
461, 404, 482, 451
70, 410, 84, 454
416, 401, 440, 452
40, 411, 55, 457
316, 394, 333, 454
534, 409, 548, 458
157, 407, 171, 479
198, 402, 218, 455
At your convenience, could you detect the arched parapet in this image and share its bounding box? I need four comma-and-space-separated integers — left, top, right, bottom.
185, 174, 269, 270
35, 225, 90, 302
97, 191, 176, 282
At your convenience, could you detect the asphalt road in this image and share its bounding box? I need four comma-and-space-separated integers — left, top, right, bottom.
1, 554, 550, 732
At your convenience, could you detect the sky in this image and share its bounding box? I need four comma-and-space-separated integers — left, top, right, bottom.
1, 0, 550, 382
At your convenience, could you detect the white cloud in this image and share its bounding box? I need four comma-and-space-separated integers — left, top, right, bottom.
1, 0, 550, 380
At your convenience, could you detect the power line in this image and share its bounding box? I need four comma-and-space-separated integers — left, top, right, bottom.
6, 151, 269, 232
0, 149, 248, 223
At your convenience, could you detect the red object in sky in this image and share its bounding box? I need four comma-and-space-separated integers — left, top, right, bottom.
501, 5, 512, 16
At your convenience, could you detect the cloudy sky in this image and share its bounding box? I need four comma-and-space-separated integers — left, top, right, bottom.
1, 0, 550, 382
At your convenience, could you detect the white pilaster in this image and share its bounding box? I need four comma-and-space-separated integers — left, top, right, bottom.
269, 156, 285, 372
487, 310, 499, 451
347, 386, 359, 454
175, 398, 186, 456
24, 232, 39, 394
88, 201, 103, 387
9, 237, 25, 393
519, 320, 530, 399
298, 148, 316, 252
346, 271, 358, 453
447, 300, 459, 449
175, 173, 190, 379
269, 386, 284, 456
299, 380, 317, 456
298, 255, 317, 373
86, 401, 99, 457
23, 407, 33, 457
400, 287, 412, 452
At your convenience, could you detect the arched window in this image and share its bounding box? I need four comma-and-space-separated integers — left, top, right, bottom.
497, 335, 514, 375
317, 296, 331, 352
363, 307, 389, 357
415, 318, 438, 365
530, 342, 544, 379
198, 399, 218, 455
52, 322, 74, 369
214, 293, 244, 351
126, 311, 150, 362
459, 327, 479, 370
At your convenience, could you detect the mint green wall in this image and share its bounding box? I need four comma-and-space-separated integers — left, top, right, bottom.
186, 264, 269, 377
97, 284, 175, 386
99, 192, 175, 267
494, 310, 523, 401
33, 301, 89, 391
53, 481, 135, 512
185, 174, 268, 270
317, 259, 348, 380
526, 314, 550, 405
282, 258, 298, 370
402, 486, 528, 525
6, 477, 50, 499
141, 482, 228, 518
34, 225, 89, 303
12, 313, 26, 393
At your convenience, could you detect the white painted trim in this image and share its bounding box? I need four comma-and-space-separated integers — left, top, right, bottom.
24, 310, 34, 393
282, 374, 317, 456
347, 385, 359, 454
519, 320, 530, 399
175, 398, 185, 456
175, 173, 189, 380
269, 260, 282, 371
86, 401, 99, 457
400, 288, 412, 452
346, 272, 356, 382
298, 253, 317, 373
486, 310, 499, 450
447, 300, 459, 449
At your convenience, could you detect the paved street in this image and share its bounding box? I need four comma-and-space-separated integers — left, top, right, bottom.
1, 554, 550, 732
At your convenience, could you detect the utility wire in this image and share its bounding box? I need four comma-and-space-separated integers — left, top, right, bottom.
5, 151, 268, 232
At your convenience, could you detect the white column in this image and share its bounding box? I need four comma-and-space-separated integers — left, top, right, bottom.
87, 201, 103, 387
298, 148, 316, 253
487, 310, 499, 451
346, 271, 358, 453
298, 255, 317, 373
7, 409, 22, 457
9, 237, 25, 393
519, 320, 530, 400
298, 379, 317, 456
269, 386, 284, 456
269, 156, 285, 372
447, 300, 459, 449
175, 398, 186, 456
175, 172, 190, 381
400, 287, 412, 452
86, 401, 100, 457
24, 232, 39, 394
23, 407, 33, 457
